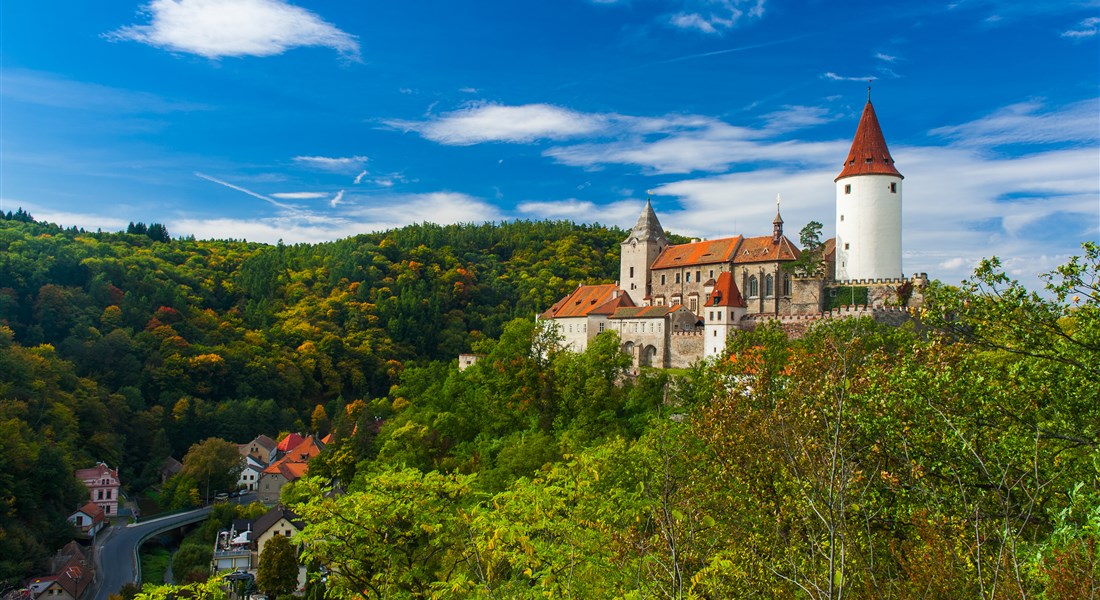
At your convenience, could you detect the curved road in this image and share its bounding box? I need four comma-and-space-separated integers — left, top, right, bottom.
91, 506, 212, 600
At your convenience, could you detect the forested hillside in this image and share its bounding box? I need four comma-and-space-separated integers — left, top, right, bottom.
0, 211, 624, 583
3, 208, 1097, 596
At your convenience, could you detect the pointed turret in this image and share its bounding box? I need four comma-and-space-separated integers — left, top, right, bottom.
620, 198, 669, 305
835, 100, 903, 182
834, 96, 903, 282
772, 194, 784, 243
624, 198, 668, 245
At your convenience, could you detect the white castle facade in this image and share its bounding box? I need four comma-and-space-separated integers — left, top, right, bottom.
540, 97, 926, 369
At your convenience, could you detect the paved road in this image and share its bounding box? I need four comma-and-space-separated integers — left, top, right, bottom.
91, 506, 212, 600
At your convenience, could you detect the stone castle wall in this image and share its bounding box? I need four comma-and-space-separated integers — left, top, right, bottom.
669, 331, 705, 369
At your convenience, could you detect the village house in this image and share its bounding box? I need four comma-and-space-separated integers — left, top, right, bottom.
258, 435, 324, 504
67, 503, 106, 538
74, 462, 120, 517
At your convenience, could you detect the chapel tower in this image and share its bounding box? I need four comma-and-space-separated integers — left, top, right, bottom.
834, 93, 903, 282
620, 199, 669, 304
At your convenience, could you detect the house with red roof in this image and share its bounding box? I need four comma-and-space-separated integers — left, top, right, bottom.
27, 542, 92, 600
539, 283, 634, 352
74, 463, 120, 517
258, 435, 324, 504
67, 503, 107, 538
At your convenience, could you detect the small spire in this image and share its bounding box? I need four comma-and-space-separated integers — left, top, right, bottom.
867, 80, 872, 102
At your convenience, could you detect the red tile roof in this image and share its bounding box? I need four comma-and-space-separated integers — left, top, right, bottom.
732, 235, 800, 264
706, 272, 747, 308
651, 236, 742, 270
276, 433, 304, 452
836, 100, 903, 182
542, 284, 632, 318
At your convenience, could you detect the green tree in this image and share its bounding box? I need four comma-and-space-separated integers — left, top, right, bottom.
257, 534, 299, 599
181, 437, 243, 502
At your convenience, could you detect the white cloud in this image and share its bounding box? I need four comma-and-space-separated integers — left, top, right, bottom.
875, 52, 898, 62
330, 189, 345, 208
293, 155, 369, 172
271, 191, 328, 199
107, 0, 359, 59
353, 170, 368, 184
1063, 16, 1100, 38
343, 192, 504, 226
519, 198, 646, 224
929, 98, 1100, 147
388, 103, 607, 145
823, 72, 877, 82
666, 0, 766, 34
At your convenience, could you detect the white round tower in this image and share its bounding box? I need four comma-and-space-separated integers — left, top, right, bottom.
834, 96, 903, 282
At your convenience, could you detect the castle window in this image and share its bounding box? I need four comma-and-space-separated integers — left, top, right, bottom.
690, 297, 698, 313
845, 243, 850, 250
765, 274, 774, 297
840, 214, 844, 221
713, 330, 717, 337
890, 182, 897, 193
675, 273, 681, 284
865, 158, 873, 163
695, 270, 701, 282
709, 311, 714, 321
661, 274, 666, 285
709, 269, 714, 279
629, 267, 634, 277
748, 276, 759, 298
686, 272, 691, 283
783, 274, 792, 297
844, 184, 851, 194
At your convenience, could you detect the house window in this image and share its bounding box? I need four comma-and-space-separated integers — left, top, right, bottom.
661, 274, 666, 285
105, 505, 111, 514
844, 184, 851, 194
709, 269, 714, 279
675, 273, 681, 284
709, 311, 714, 321
890, 182, 897, 193
695, 270, 701, 282
748, 276, 759, 298
106, 490, 112, 499
689, 297, 698, 313
765, 274, 774, 297
98, 490, 103, 500
599, 322, 605, 332
686, 272, 691, 283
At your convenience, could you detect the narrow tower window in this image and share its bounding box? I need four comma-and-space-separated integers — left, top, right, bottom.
890, 182, 897, 193
844, 184, 851, 194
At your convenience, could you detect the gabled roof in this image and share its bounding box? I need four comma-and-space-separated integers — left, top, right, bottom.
623, 199, 668, 245
706, 272, 747, 308
542, 284, 632, 319
75, 462, 118, 482
276, 433, 305, 453
72, 502, 106, 525
836, 100, 903, 182
252, 506, 304, 538
252, 434, 278, 452
651, 236, 742, 270
732, 235, 800, 264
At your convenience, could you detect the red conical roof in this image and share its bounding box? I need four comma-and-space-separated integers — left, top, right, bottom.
835, 100, 903, 182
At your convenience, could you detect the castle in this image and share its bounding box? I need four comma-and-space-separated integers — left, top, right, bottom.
540, 96, 927, 369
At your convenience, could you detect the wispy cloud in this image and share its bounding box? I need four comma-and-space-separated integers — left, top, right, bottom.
353, 170, 368, 184
929, 98, 1100, 147
823, 72, 876, 82
666, 0, 766, 34
270, 191, 328, 200
106, 0, 360, 59
330, 189, 345, 208
1063, 16, 1100, 38
293, 155, 369, 172
388, 103, 607, 145
194, 172, 300, 211
875, 52, 898, 62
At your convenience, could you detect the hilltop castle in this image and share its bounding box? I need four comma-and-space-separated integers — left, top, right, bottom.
539, 96, 927, 369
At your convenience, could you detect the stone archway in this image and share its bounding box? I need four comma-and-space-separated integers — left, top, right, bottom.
640, 344, 658, 367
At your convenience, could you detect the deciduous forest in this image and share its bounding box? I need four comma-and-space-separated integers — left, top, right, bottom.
1, 210, 1096, 597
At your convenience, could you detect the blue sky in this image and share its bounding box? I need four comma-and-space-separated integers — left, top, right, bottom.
2, 0, 1098, 290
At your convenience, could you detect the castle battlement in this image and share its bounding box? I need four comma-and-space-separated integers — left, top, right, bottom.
671, 329, 704, 337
